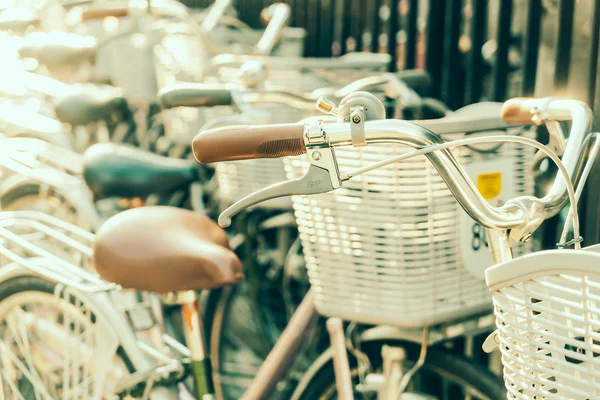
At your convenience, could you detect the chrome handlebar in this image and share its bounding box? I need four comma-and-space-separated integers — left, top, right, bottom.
318, 99, 590, 235
320, 119, 527, 231
238, 71, 428, 111
214, 98, 592, 242
211, 53, 392, 71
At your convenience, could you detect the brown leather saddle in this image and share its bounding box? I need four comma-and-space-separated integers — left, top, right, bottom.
93, 207, 243, 292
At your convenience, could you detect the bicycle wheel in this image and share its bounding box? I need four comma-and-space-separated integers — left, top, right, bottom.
292, 339, 506, 400
0, 275, 132, 399
210, 283, 274, 400
1, 182, 80, 226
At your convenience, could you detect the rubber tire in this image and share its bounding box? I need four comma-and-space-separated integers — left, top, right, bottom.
0, 183, 46, 209
0, 276, 136, 376
294, 339, 507, 400
210, 283, 280, 400
0, 182, 76, 217
0, 276, 85, 398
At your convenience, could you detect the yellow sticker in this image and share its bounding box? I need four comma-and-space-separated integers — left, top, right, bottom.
477, 172, 502, 200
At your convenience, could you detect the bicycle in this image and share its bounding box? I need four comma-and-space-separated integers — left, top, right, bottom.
0, 209, 191, 400
79, 96, 590, 399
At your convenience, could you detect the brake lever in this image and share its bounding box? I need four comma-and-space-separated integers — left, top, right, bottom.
218, 93, 384, 228
218, 121, 342, 228
219, 163, 337, 227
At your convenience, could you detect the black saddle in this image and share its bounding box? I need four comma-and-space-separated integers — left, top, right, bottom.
158, 83, 233, 109
84, 143, 198, 199
55, 88, 129, 126
19, 32, 97, 67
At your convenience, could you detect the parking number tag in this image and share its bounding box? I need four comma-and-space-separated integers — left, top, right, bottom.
460, 159, 515, 279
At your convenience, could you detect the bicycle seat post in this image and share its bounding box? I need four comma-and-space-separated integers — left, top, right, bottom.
163, 290, 214, 399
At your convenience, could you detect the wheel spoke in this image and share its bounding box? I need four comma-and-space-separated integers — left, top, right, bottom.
0, 341, 54, 400
62, 298, 72, 400
1, 367, 27, 400
0, 287, 122, 399
5, 307, 46, 399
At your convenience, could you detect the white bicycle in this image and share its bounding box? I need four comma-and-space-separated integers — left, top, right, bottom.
189, 96, 596, 398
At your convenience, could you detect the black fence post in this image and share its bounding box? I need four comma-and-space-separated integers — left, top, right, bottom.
588, 0, 600, 108
521, 0, 542, 97
441, 0, 462, 109
387, 0, 400, 71
318, 0, 334, 57
425, 0, 446, 99
332, 0, 345, 55
491, 0, 512, 101
370, 0, 383, 53
404, 0, 418, 69
553, 0, 575, 93
305, 0, 320, 57
466, 0, 487, 104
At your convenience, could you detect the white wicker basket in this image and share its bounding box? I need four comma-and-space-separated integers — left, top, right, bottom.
486, 244, 600, 399
284, 125, 535, 327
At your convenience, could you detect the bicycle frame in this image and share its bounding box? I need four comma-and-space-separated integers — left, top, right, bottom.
183, 268, 500, 400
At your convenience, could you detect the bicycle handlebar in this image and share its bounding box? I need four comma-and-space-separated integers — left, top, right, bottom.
193, 98, 592, 233
255, 3, 290, 55
211, 53, 391, 71
192, 103, 508, 164
393, 70, 432, 93
333, 71, 430, 100
160, 70, 430, 111
501, 97, 546, 125
158, 83, 233, 109
80, 7, 129, 20
415, 102, 507, 132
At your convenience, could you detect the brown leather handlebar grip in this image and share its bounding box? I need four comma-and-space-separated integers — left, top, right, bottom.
501, 97, 544, 125
81, 8, 129, 21
193, 123, 306, 163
